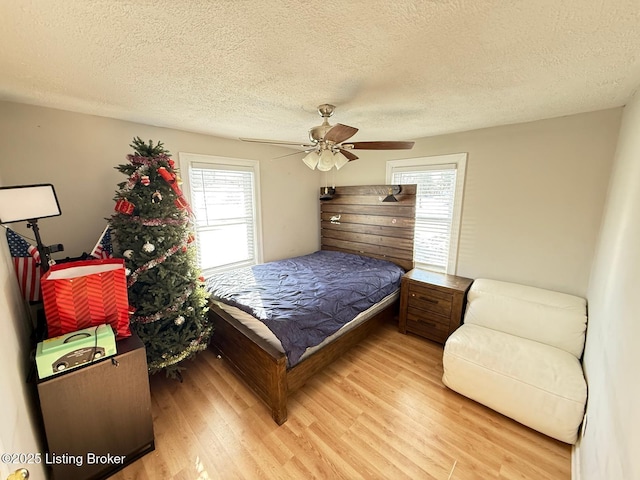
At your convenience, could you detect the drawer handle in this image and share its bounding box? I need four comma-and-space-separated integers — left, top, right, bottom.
419, 296, 438, 304
410, 292, 439, 303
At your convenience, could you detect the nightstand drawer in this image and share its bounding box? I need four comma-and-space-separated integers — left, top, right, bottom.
408, 283, 453, 317
399, 269, 474, 344
406, 310, 450, 343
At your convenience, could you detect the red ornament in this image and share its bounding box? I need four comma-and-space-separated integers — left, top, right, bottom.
140, 175, 150, 186
168, 159, 175, 169
115, 198, 135, 215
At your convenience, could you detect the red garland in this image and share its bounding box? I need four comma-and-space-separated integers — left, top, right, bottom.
132, 284, 195, 324
128, 153, 172, 166
127, 234, 190, 287
125, 172, 140, 191
121, 215, 190, 227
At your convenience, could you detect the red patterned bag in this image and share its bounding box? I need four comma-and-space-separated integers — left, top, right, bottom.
41, 258, 131, 339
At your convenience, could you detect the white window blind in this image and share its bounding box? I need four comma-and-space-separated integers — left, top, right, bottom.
387, 153, 467, 274
392, 166, 457, 271
187, 161, 260, 274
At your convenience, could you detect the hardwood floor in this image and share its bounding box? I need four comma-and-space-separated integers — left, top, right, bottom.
109, 322, 571, 479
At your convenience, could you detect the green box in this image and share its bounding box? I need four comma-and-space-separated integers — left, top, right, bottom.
36, 324, 116, 379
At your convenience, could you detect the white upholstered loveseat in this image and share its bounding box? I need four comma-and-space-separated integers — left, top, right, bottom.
442, 279, 588, 444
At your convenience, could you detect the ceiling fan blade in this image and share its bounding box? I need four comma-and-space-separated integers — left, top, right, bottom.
240, 137, 315, 148
324, 124, 359, 143
346, 141, 415, 150
273, 149, 313, 159
338, 148, 359, 161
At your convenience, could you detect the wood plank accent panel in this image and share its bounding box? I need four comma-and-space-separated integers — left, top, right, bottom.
321, 221, 414, 239
321, 228, 413, 251
322, 203, 416, 217
320, 184, 416, 271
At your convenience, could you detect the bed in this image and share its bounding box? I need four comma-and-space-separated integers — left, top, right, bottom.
207, 184, 416, 424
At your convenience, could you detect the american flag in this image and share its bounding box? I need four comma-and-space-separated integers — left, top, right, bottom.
6, 228, 42, 302
91, 225, 113, 259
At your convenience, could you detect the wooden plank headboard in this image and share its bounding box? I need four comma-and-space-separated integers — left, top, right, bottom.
320, 184, 416, 271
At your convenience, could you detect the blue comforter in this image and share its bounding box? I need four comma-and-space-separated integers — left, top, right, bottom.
206, 250, 404, 366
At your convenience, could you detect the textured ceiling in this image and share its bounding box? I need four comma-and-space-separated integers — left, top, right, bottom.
1, 1, 640, 144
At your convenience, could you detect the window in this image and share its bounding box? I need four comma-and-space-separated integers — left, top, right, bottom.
179, 153, 262, 275
387, 153, 467, 273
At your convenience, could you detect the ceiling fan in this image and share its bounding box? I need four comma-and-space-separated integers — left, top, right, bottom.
240, 104, 415, 171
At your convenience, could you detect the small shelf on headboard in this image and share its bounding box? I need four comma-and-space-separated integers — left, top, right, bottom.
320, 184, 416, 271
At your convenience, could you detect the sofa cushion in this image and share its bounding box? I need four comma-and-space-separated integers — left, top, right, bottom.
442, 324, 587, 444
464, 279, 587, 358
468, 279, 585, 306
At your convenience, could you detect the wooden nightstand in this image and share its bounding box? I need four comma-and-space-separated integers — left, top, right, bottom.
37, 334, 155, 480
399, 269, 474, 344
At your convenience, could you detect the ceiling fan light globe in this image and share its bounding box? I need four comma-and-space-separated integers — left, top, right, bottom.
302, 151, 320, 170
317, 149, 335, 171
334, 152, 349, 170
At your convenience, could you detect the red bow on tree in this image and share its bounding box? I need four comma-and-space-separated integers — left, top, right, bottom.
157, 166, 193, 215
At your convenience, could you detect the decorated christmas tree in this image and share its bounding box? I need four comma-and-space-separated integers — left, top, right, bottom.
110, 137, 212, 377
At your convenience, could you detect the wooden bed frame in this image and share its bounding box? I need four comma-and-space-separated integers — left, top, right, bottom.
209, 184, 416, 424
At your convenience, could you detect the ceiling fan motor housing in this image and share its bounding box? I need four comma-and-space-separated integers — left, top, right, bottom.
308, 104, 336, 144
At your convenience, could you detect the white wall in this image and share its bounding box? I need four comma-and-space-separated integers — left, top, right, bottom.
0, 102, 619, 297
332, 109, 621, 297
0, 101, 320, 262
580, 91, 640, 479
0, 170, 46, 479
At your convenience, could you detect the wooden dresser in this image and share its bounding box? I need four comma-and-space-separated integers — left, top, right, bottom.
399, 269, 473, 344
